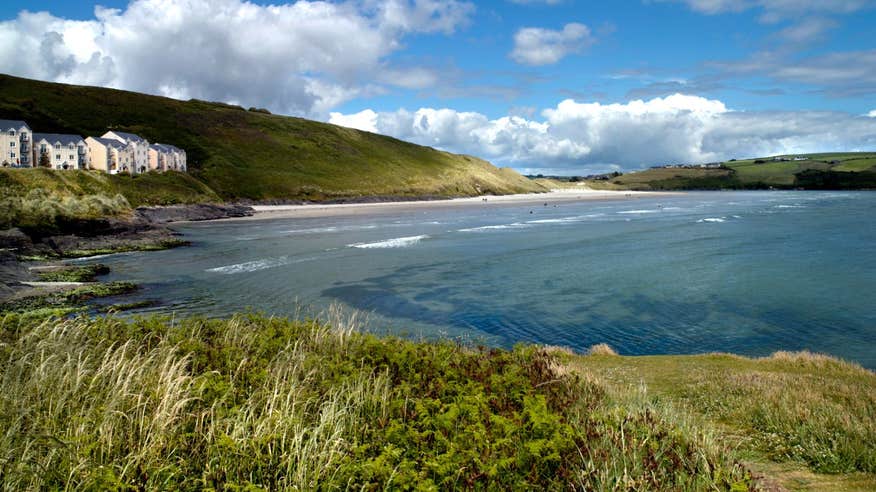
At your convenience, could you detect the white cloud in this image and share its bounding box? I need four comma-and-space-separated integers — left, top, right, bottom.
712, 49, 876, 96
868, 110, 876, 117
661, 0, 875, 18
330, 94, 876, 173
329, 109, 380, 133
0, 0, 474, 117
510, 23, 593, 66
776, 17, 837, 43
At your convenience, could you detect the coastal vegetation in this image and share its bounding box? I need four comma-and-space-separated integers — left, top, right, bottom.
0, 74, 544, 204
0, 312, 753, 490
0, 311, 872, 490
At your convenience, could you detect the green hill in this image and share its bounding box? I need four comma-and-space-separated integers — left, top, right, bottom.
0, 74, 543, 202
585, 152, 876, 190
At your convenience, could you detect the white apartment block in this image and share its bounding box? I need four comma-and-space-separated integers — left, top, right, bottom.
148, 143, 188, 172
32, 133, 87, 170
0, 119, 187, 174
85, 137, 136, 174
0, 119, 32, 168
102, 131, 151, 174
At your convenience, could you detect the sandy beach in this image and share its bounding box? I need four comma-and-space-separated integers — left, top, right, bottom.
236, 189, 678, 220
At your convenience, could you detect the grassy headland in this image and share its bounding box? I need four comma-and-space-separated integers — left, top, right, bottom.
1, 312, 873, 490
582, 153, 876, 190
0, 73, 543, 204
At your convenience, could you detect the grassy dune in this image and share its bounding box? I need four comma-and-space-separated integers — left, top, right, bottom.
0, 74, 543, 202
0, 169, 221, 230
1, 311, 873, 490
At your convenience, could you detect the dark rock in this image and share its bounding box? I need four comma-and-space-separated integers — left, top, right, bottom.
134, 204, 255, 223
0, 228, 33, 251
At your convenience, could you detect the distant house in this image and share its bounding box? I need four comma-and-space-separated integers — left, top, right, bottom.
0, 119, 32, 168
32, 133, 87, 170
793, 156, 808, 161
102, 131, 151, 174
85, 137, 135, 174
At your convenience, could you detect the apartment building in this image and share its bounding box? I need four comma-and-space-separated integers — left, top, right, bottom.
32, 133, 87, 170
102, 131, 150, 174
148, 143, 188, 172
0, 118, 187, 174
0, 119, 32, 168
85, 137, 135, 174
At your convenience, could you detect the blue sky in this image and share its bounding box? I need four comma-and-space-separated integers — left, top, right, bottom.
2, 0, 875, 173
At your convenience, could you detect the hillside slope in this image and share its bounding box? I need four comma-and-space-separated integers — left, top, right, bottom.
0, 74, 543, 201
584, 152, 876, 190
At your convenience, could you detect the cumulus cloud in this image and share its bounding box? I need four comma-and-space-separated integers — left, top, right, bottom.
510, 23, 593, 66
868, 110, 876, 117
330, 94, 876, 173
0, 0, 474, 117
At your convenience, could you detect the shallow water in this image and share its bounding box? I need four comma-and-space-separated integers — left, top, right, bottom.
87, 191, 876, 368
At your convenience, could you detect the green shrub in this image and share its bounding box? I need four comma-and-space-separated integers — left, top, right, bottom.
0, 313, 753, 490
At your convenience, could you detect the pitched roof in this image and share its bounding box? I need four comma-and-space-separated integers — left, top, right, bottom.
91, 137, 130, 150
151, 143, 183, 152
33, 133, 85, 146
104, 131, 148, 143
0, 119, 30, 131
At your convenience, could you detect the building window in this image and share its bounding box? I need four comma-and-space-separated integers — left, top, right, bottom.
7, 130, 14, 136
69, 154, 75, 160
10, 152, 15, 158
55, 154, 61, 160
69, 143, 75, 149
40, 144, 47, 153
54, 144, 61, 149
9, 142, 15, 147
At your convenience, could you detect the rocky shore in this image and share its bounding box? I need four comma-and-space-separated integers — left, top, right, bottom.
0, 203, 254, 305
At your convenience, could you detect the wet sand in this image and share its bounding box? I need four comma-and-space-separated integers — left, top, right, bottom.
232, 189, 679, 220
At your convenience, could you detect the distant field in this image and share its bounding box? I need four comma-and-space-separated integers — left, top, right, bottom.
585, 152, 876, 190
833, 158, 876, 172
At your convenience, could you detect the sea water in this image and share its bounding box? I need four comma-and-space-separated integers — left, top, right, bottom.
85, 191, 876, 368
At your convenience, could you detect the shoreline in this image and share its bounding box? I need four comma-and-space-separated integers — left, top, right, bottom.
226, 189, 679, 221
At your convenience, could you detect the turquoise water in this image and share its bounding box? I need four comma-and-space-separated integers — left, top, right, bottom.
85, 191, 876, 368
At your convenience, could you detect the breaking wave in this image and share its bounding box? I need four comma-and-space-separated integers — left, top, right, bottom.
207, 256, 317, 274
458, 223, 530, 232
349, 235, 430, 249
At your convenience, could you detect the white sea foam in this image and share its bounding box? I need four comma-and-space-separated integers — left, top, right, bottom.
458, 223, 530, 232
208, 256, 317, 274
67, 252, 133, 262
527, 216, 580, 224
283, 225, 377, 234
776, 205, 805, 209
618, 209, 660, 214
697, 217, 726, 223
349, 235, 429, 249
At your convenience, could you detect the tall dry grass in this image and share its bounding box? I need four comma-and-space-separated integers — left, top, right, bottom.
0, 310, 755, 490
0, 188, 131, 230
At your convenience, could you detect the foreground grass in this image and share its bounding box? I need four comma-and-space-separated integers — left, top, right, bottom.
0, 313, 753, 490
568, 352, 876, 491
